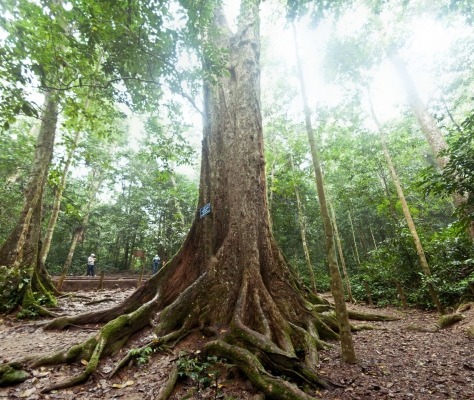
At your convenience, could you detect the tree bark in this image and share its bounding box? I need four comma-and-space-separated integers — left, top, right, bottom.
40, 131, 80, 266
368, 93, 444, 314
292, 22, 356, 363
289, 153, 317, 293
330, 204, 354, 303
0, 92, 58, 268
0, 91, 60, 312
387, 47, 474, 239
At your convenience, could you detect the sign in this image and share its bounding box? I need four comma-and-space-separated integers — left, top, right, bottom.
199, 203, 212, 218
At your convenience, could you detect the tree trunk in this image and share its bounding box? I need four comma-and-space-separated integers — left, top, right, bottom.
368, 93, 444, 314
348, 211, 361, 266
0, 91, 59, 311
57, 226, 84, 291
387, 47, 474, 239
394, 280, 408, 309
369, 225, 378, 250
8, 4, 401, 397
289, 153, 317, 293
292, 22, 356, 363
41, 129, 81, 266
59, 171, 103, 283
330, 204, 354, 303
387, 48, 448, 168
364, 281, 374, 307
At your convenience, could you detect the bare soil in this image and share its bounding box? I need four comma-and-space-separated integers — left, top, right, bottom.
1, 289, 473, 399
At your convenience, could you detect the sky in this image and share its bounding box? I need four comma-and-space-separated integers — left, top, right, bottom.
220, 1, 469, 126
3, 0, 470, 183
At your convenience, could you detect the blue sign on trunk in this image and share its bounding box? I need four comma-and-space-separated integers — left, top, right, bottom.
200, 203, 211, 218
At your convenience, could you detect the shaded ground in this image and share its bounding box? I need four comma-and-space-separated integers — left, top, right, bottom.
1, 288, 473, 399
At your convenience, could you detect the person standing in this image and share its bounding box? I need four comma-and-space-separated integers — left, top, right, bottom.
152, 254, 161, 274
87, 253, 96, 276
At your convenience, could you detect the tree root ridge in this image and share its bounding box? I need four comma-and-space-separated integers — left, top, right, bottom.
43, 274, 162, 331
205, 340, 323, 400
347, 310, 400, 321
156, 362, 178, 400
2, 296, 159, 393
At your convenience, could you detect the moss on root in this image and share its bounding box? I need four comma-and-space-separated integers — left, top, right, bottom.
205, 340, 321, 400
0, 364, 29, 386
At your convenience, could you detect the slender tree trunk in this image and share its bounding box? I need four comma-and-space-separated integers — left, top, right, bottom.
394, 279, 408, 309
368, 93, 444, 314
0, 91, 60, 311
369, 226, 378, 250
292, 22, 356, 363
348, 211, 361, 266
330, 204, 354, 303
169, 168, 187, 231
41, 129, 81, 266
57, 226, 84, 290
289, 153, 317, 293
387, 48, 448, 168
364, 281, 374, 307
60, 172, 103, 280
387, 47, 474, 239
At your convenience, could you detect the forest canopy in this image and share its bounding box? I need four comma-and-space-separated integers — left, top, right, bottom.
0, 0, 473, 398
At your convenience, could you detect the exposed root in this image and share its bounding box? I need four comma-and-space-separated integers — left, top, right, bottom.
41, 336, 106, 393
3, 294, 160, 394
44, 274, 161, 330
0, 363, 30, 386
347, 310, 400, 321
351, 323, 377, 331
84, 298, 115, 306
205, 340, 321, 400
155, 363, 178, 400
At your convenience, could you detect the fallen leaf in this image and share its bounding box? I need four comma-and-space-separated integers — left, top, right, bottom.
81, 359, 89, 366
19, 388, 36, 397
112, 380, 134, 389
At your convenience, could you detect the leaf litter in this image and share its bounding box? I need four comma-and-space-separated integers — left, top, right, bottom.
0, 288, 473, 399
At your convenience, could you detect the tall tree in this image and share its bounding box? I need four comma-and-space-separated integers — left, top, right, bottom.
0, 91, 60, 313
368, 93, 444, 314
1, 1, 397, 397
292, 22, 356, 363
289, 152, 317, 292
0, 0, 185, 311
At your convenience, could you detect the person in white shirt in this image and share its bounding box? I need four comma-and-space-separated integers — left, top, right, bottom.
87, 253, 96, 276
152, 254, 161, 274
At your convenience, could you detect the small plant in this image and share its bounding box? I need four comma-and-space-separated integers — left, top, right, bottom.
0, 265, 30, 313
129, 345, 154, 365
16, 307, 39, 319
177, 351, 221, 399
129, 338, 163, 365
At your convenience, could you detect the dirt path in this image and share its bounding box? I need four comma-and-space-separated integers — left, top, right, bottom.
1, 290, 473, 399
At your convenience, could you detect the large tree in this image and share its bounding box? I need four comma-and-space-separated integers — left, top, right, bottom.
1, 1, 394, 398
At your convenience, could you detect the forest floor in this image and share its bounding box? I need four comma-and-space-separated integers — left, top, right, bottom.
1, 287, 474, 400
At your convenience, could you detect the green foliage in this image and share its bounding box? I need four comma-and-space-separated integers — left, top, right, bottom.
0, 266, 30, 313
286, 0, 353, 23
177, 351, 221, 398
354, 224, 474, 309
0, 120, 36, 241
129, 345, 158, 365
419, 111, 474, 231
16, 307, 39, 320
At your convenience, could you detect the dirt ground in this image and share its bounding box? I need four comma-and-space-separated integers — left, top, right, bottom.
1, 288, 473, 399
